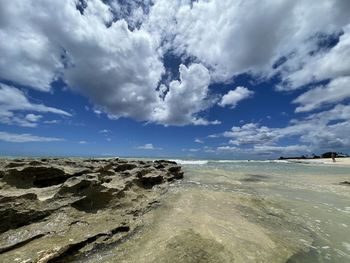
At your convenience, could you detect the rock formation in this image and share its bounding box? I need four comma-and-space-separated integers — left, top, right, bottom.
0, 158, 183, 262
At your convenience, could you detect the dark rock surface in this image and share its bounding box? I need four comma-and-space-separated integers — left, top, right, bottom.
0, 158, 183, 262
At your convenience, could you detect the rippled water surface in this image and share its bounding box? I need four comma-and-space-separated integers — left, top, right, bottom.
83, 161, 350, 263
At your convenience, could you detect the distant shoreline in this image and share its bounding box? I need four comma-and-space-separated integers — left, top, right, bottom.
283, 157, 350, 166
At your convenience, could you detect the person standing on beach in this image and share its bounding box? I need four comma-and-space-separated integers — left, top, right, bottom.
331, 152, 336, 162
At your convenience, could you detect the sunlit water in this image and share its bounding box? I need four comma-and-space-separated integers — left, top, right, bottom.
81, 160, 350, 263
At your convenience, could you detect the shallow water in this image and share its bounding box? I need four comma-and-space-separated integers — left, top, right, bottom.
80, 161, 350, 263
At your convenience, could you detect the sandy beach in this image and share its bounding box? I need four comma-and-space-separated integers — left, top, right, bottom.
286, 157, 350, 166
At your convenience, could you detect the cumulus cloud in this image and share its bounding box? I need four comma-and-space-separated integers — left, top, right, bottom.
0, 1, 63, 91
1, 0, 350, 127
224, 123, 277, 146
152, 63, 219, 125
0, 131, 64, 143
146, 0, 350, 116
137, 143, 161, 150
0, 83, 70, 127
278, 25, 350, 91
218, 104, 350, 153
219, 87, 253, 108
0, 0, 163, 122
147, 0, 350, 81
0, 0, 223, 126
195, 138, 204, 144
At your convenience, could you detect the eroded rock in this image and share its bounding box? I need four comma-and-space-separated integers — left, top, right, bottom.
3, 167, 67, 188
0, 158, 183, 262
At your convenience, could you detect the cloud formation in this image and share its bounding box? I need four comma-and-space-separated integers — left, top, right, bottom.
0, 131, 64, 143
293, 77, 350, 112
217, 104, 350, 154
147, 0, 350, 81
153, 63, 219, 126
0, 0, 219, 126
219, 87, 253, 108
0, 83, 70, 127
0, 0, 349, 137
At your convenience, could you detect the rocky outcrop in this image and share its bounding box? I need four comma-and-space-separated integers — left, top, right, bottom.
0, 158, 183, 262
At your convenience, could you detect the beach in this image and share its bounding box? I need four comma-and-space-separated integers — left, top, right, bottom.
286, 157, 350, 166
0, 158, 350, 262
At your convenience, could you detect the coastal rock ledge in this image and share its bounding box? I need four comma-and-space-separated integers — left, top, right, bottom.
0, 158, 183, 262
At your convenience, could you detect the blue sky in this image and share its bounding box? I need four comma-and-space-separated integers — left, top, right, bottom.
0, 0, 350, 159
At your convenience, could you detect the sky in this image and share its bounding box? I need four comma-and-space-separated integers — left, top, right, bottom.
0, 0, 350, 159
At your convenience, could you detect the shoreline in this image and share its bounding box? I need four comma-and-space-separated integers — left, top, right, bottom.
284, 157, 350, 166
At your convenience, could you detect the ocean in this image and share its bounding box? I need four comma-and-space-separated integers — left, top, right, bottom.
66, 160, 350, 262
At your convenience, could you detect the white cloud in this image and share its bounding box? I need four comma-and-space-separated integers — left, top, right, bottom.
219, 104, 350, 153
152, 63, 219, 125
25, 114, 42, 122
79, 140, 87, 144
225, 123, 276, 146
195, 138, 204, 144
293, 77, 350, 112
146, 0, 350, 116
278, 25, 350, 91
1, 0, 350, 127
219, 86, 253, 108
277, 24, 350, 112
147, 0, 350, 82
137, 143, 161, 150
0, 0, 222, 126
0, 131, 64, 143
0, 83, 70, 127
0, 84, 70, 115
0, 0, 163, 122
0, 1, 63, 91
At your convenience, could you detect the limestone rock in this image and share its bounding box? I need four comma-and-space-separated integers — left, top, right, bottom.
0, 158, 183, 262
